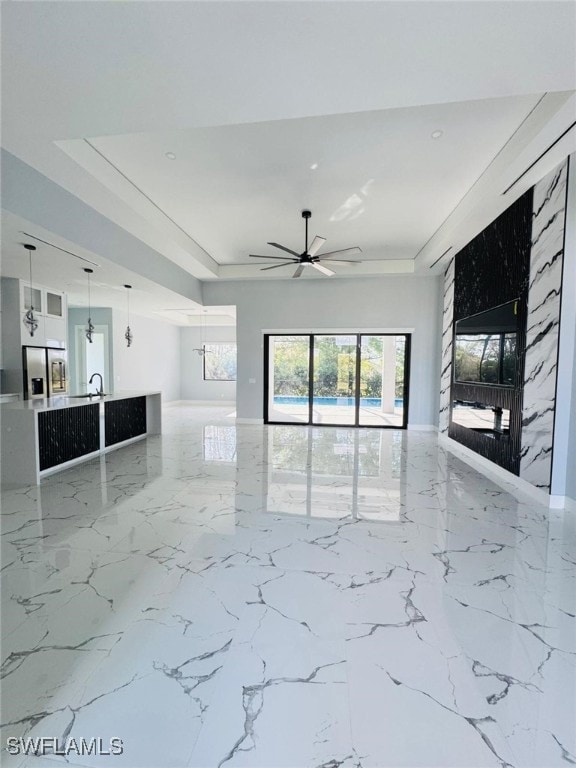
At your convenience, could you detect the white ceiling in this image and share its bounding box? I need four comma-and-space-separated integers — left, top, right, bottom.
59, 94, 541, 266
1, 1, 575, 293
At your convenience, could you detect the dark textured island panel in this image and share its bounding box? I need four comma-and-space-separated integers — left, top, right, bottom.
38, 404, 100, 470
105, 396, 147, 447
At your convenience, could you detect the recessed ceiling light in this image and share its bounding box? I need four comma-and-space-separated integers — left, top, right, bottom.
431, 130, 443, 140
310, 163, 319, 170
165, 152, 176, 160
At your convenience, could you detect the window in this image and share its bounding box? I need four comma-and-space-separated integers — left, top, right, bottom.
203, 343, 237, 381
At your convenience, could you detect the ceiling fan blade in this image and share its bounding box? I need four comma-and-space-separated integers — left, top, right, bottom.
311, 262, 335, 276
250, 254, 294, 260
320, 259, 362, 265
268, 242, 300, 257
292, 264, 305, 279
316, 247, 362, 260
307, 235, 327, 257
261, 262, 295, 271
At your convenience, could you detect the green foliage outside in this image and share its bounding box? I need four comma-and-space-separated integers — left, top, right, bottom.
272, 336, 405, 398
203, 344, 237, 381
454, 333, 516, 385
454, 335, 499, 383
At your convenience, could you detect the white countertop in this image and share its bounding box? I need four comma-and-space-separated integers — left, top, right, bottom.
0, 391, 161, 412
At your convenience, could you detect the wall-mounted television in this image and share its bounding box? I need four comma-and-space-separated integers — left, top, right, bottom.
454, 300, 519, 386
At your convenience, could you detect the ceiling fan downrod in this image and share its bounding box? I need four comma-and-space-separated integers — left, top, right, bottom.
302, 209, 311, 256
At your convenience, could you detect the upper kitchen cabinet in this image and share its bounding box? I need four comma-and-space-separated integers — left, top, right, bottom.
17, 280, 68, 348
1, 277, 70, 396
46, 290, 65, 319
21, 283, 43, 314
44, 290, 68, 348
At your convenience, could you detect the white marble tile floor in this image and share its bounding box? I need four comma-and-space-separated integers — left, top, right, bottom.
1, 404, 575, 768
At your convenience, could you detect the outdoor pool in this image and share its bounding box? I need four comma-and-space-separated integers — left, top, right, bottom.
273, 396, 403, 407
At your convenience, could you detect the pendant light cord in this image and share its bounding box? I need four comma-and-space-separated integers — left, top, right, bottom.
29, 250, 34, 309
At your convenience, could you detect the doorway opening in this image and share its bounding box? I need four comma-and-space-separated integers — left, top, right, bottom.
264, 334, 410, 428
74, 324, 111, 394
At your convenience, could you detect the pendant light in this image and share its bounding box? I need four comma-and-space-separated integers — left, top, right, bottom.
192, 309, 208, 356
22, 244, 39, 337
84, 268, 95, 343
124, 284, 133, 347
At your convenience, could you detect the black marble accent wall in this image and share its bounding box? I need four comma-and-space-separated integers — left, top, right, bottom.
453, 191, 533, 321
449, 188, 534, 474
105, 397, 147, 447
38, 404, 100, 470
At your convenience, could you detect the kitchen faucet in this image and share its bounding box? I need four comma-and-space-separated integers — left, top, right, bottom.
89, 372, 104, 396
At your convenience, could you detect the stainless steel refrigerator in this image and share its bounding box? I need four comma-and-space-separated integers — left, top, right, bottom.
22, 346, 68, 399
22, 346, 48, 399
47, 348, 68, 396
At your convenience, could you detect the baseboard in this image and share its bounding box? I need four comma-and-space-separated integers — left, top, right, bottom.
549, 495, 576, 512
236, 418, 264, 425
438, 432, 552, 507
408, 424, 438, 431
178, 399, 236, 406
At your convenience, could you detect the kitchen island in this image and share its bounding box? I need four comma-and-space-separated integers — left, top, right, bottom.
0, 391, 161, 487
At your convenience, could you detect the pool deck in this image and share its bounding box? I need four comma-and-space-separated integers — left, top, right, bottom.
268, 404, 404, 426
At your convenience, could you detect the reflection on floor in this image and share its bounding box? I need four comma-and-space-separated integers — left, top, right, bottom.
1, 404, 575, 768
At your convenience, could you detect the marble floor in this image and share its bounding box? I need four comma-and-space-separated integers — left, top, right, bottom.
1, 404, 575, 768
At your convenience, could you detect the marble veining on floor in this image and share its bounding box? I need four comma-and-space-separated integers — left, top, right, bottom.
1, 404, 575, 768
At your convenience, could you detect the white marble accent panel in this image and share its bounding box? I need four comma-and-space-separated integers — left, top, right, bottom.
1, 404, 575, 768
439, 257, 455, 433
520, 161, 568, 490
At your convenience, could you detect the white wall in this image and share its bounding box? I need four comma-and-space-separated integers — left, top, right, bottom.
180, 324, 236, 403
112, 309, 180, 402
203, 275, 442, 425
566, 327, 576, 503
552, 154, 576, 503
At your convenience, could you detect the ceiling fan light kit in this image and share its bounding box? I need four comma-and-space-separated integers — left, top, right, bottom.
249, 210, 362, 278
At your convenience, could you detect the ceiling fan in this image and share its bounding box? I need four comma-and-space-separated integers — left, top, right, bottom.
249, 210, 362, 278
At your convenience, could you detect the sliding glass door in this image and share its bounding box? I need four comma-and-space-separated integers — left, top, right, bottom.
313, 335, 357, 425
267, 336, 311, 423
265, 334, 410, 428
358, 335, 406, 427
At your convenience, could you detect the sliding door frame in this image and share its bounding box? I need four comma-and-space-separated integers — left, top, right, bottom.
264, 333, 411, 429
